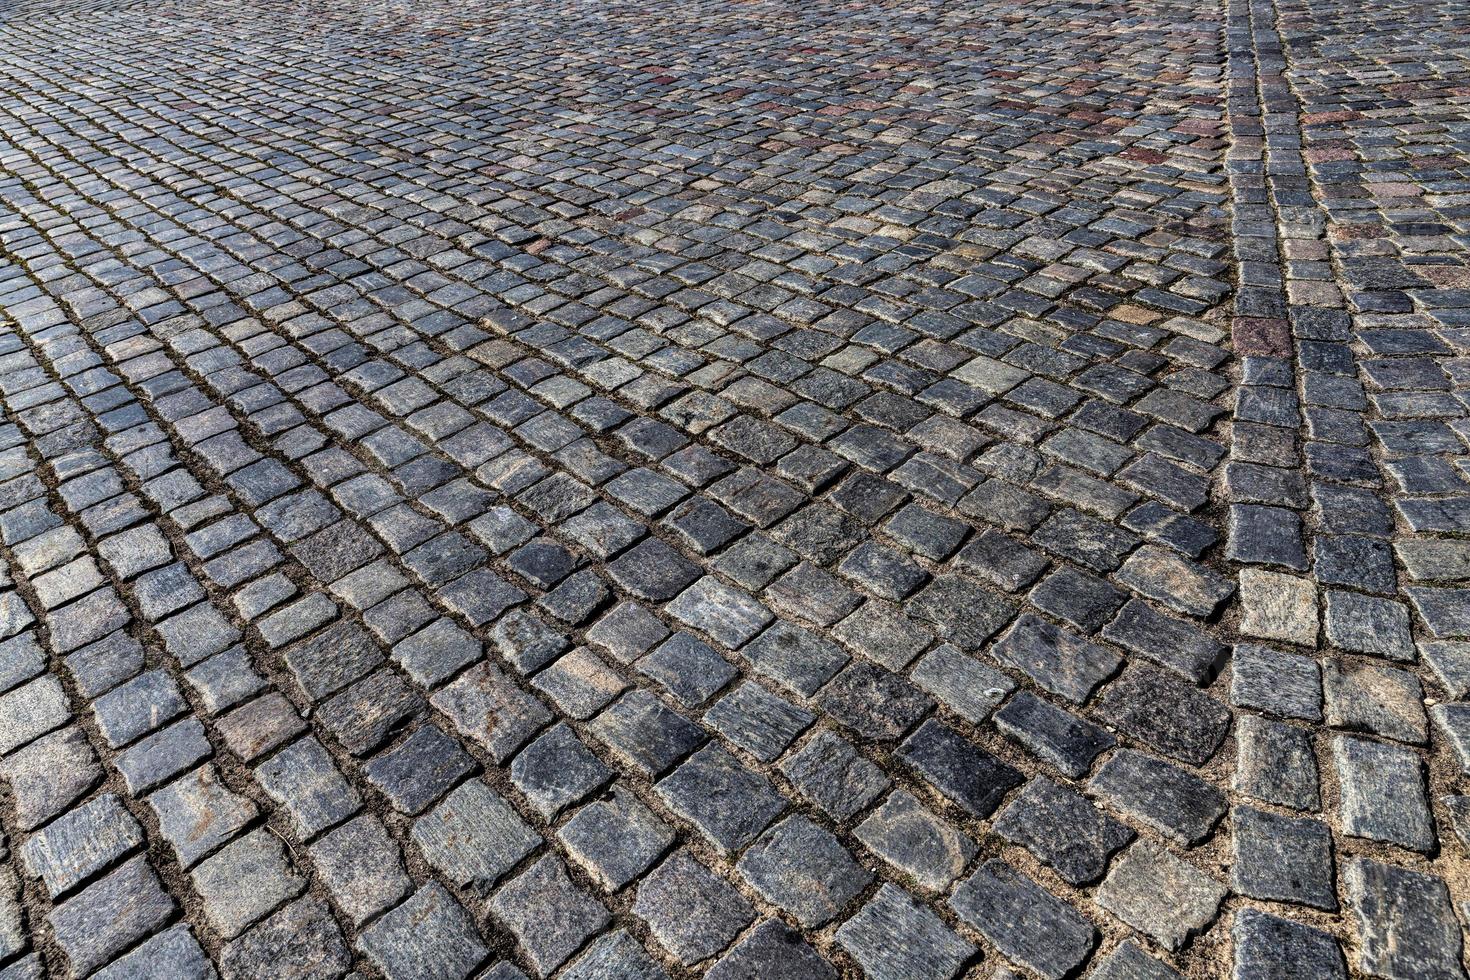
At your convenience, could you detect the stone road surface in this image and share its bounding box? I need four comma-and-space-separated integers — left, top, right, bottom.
0, 0, 1466, 976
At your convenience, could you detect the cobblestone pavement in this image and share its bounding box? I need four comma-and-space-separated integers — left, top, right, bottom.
0, 0, 1465, 975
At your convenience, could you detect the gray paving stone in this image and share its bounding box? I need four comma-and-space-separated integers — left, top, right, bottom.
815, 660, 932, 741
1095, 841, 1226, 953
1324, 659, 1428, 745
1091, 941, 1184, 980
309, 814, 412, 925
116, 716, 212, 795
911, 644, 1014, 724
191, 827, 305, 938
705, 920, 836, 980
364, 723, 475, 814
0, 674, 68, 755
949, 859, 1095, 980
1232, 909, 1345, 980
0, 725, 100, 830
359, 883, 487, 980
93, 924, 215, 980
1234, 715, 1320, 812
994, 777, 1132, 885
431, 661, 550, 763
993, 690, 1114, 778
1230, 805, 1337, 910
411, 780, 540, 898
48, 857, 175, 976
147, 764, 257, 868
591, 689, 706, 777
856, 788, 976, 891
657, 743, 785, 852
20, 792, 142, 897
510, 722, 611, 818
779, 730, 889, 820
217, 899, 352, 980
705, 680, 813, 760
1095, 665, 1230, 765
633, 851, 754, 966
490, 856, 609, 976
1090, 748, 1226, 846
897, 719, 1022, 817
1345, 859, 1464, 980
558, 785, 673, 890
991, 614, 1119, 704
1333, 736, 1435, 852
835, 884, 975, 980
254, 736, 360, 839
737, 814, 872, 927
1231, 644, 1322, 720
560, 930, 666, 980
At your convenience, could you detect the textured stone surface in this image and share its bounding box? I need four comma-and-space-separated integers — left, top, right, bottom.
950, 860, 1095, 979
0, 0, 1461, 972
1095, 842, 1226, 953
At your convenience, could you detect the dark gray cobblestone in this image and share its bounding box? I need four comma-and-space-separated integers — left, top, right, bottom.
0, 0, 1464, 975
